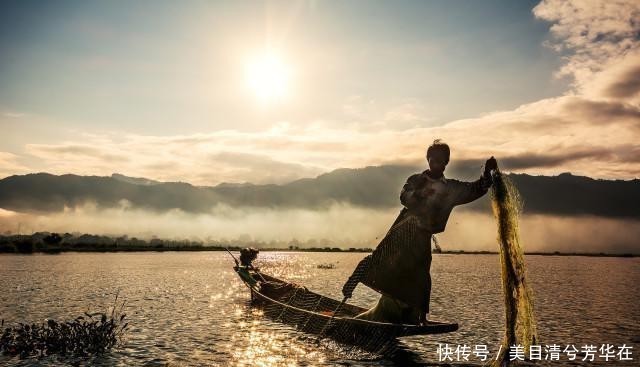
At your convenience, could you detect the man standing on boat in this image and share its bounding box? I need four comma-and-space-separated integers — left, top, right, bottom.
342, 139, 497, 324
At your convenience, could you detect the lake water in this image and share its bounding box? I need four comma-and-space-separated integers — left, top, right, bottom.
1, 252, 638, 366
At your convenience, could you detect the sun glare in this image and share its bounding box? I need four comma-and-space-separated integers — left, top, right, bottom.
245, 51, 291, 104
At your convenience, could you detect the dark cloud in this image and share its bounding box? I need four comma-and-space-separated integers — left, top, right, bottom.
499, 149, 613, 170
562, 98, 640, 123
452, 148, 609, 175
614, 144, 640, 163
604, 64, 640, 99
456, 145, 640, 177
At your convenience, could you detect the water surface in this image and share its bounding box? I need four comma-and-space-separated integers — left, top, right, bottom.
1, 252, 638, 366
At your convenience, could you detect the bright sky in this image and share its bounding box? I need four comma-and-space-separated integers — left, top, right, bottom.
2, 0, 639, 184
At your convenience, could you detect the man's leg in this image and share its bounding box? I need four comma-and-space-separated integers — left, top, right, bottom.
421, 251, 433, 324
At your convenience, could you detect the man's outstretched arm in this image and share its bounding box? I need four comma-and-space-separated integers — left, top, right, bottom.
453, 157, 497, 205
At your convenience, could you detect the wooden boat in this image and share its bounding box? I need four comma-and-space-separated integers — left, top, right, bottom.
233, 265, 458, 353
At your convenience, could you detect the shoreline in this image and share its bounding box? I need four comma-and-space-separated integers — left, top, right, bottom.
0, 246, 636, 257
1, 233, 636, 257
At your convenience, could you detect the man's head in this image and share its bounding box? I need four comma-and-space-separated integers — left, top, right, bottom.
426, 139, 450, 177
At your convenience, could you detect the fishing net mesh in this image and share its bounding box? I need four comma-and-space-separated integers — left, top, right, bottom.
490, 171, 538, 366
249, 280, 408, 355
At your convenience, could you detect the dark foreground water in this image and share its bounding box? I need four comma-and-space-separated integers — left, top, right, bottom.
1, 252, 638, 366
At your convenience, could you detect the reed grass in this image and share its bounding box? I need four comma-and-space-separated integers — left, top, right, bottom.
1, 296, 128, 359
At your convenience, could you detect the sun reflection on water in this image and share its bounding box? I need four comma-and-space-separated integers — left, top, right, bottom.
230, 325, 327, 367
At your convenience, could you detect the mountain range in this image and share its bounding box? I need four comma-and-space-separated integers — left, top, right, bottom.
0, 166, 638, 218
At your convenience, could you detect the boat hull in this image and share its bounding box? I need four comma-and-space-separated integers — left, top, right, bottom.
234, 266, 458, 353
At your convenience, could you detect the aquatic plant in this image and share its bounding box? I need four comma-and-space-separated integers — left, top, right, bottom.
0, 298, 128, 359
490, 170, 538, 366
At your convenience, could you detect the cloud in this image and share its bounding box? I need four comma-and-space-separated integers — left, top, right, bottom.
27, 144, 130, 162
205, 151, 324, 184
533, 0, 640, 91
341, 96, 434, 130
7, 92, 640, 184
0, 152, 29, 178
580, 50, 640, 105
3, 0, 640, 184
456, 148, 613, 172
561, 97, 640, 124
604, 64, 640, 99
496, 145, 640, 170
2, 112, 25, 118
20, 133, 334, 185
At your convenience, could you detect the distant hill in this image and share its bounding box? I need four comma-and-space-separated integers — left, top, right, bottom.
0, 167, 638, 218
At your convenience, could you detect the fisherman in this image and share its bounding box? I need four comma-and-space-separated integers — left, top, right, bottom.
342, 139, 498, 324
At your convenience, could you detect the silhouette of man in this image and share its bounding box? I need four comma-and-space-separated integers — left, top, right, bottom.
342, 140, 497, 324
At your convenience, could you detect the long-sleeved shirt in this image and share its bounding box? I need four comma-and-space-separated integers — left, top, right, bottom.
342, 168, 493, 301
395, 169, 492, 233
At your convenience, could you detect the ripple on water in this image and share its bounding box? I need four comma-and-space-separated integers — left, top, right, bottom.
0, 252, 638, 366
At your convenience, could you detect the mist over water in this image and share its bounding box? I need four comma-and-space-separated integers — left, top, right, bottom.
440, 212, 640, 254
0, 204, 398, 247
0, 203, 640, 253
1, 204, 638, 253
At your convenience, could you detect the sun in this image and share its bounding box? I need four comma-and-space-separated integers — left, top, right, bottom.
245, 50, 291, 104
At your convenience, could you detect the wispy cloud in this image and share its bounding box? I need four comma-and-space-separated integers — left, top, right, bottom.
0, 152, 29, 177
2, 112, 26, 118
23, 132, 331, 185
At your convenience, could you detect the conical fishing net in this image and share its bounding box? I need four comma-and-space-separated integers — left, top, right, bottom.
490, 170, 538, 366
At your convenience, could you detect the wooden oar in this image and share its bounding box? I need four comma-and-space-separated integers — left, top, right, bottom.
224, 247, 239, 267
